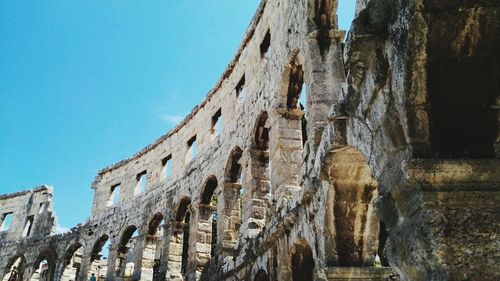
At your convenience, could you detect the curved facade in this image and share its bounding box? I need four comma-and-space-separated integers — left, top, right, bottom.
1, 1, 499, 281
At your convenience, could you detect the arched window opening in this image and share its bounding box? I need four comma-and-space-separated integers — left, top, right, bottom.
223, 147, 244, 256
291, 240, 315, 281
2, 256, 26, 281
286, 63, 304, 110
31, 250, 56, 281
284, 60, 308, 148
254, 269, 269, 281
61, 244, 83, 281
199, 176, 219, 259
115, 226, 139, 279
89, 236, 110, 280
254, 112, 270, 151
169, 197, 191, 279
142, 213, 165, 281
249, 112, 271, 230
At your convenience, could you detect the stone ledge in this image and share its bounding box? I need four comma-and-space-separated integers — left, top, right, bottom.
325, 267, 393, 280
403, 158, 500, 191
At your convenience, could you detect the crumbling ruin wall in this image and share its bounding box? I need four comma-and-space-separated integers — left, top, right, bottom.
1, 0, 498, 281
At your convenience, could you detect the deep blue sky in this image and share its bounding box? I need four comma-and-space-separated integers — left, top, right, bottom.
0, 1, 355, 232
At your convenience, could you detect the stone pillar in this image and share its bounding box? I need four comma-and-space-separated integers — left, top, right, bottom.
304, 30, 346, 149
139, 234, 161, 281
222, 182, 241, 257
270, 111, 304, 207
167, 222, 185, 281
196, 204, 213, 279
131, 235, 145, 281
78, 247, 93, 281
248, 148, 270, 232
105, 244, 118, 281
156, 224, 170, 281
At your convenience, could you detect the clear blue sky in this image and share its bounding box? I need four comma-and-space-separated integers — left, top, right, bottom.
0, 1, 355, 231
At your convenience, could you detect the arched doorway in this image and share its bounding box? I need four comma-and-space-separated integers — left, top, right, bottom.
30, 250, 57, 281
115, 226, 140, 280
61, 244, 83, 281
142, 213, 165, 281
222, 146, 244, 257
88, 235, 110, 280
2, 255, 26, 281
291, 240, 314, 281
249, 112, 271, 230
168, 197, 191, 280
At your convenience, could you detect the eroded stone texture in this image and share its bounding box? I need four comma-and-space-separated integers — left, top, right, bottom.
1, 0, 499, 281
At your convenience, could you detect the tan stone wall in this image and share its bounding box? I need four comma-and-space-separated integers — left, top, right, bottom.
1, 0, 499, 281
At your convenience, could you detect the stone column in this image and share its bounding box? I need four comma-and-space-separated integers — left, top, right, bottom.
155, 224, 171, 281
104, 244, 118, 281
131, 235, 145, 281
139, 235, 158, 281
78, 247, 92, 281
167, 222, 185, 281
269, 112, 304, 208
195, 204, 213, 279
222, 182, 241, 258
248, 148, 270, 232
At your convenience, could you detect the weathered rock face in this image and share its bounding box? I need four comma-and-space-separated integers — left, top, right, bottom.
1, 0, 498, 281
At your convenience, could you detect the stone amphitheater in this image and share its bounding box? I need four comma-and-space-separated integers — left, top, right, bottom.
1, 0, 499, 281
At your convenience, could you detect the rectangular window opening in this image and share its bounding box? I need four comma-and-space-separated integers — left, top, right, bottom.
162, 155, 173, 179
187, 136, 197, 161
136, 171, 148, 194
22, 216, 34, 237
0, 213, 13, 231
108, 184, 121, 207
260, 29, 271, 59
236, 75, 246, 101
211, 109, 222, 136
38, 202, 46, 214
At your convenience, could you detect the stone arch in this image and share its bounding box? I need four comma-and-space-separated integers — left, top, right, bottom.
2, 255, 26, 281
60, 243, 83, 281
168, 197, 192, 279
197, 176, 219, 278
290, 239, 315, 281
88, 234, 109, 279
248, 112, 271, 231
148, 213, 164, 236
115, 225, 140, 279
31, 249, 57, 281
254, 269, 269, 281
272, 52, 309, 204
253, 112, 270, 151
222, 146, 244, 256
321, 146, 381, 267
141, 212, 165, 281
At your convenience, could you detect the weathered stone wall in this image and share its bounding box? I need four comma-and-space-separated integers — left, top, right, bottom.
0, 186, 55, 241
1, 0, 498, 281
